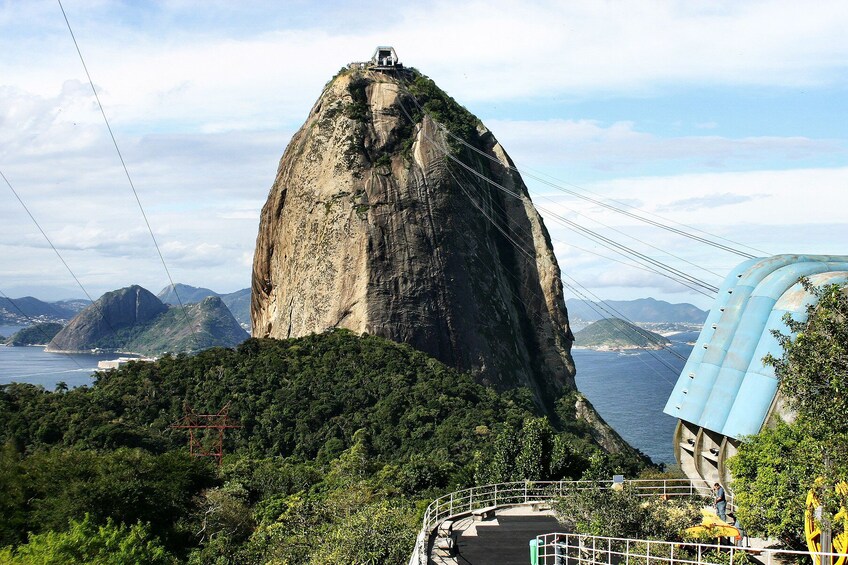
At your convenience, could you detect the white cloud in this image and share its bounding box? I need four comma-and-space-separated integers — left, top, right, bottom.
486, 118, 843, 170
3, 0, 848, 133
587, 167, 848, 227
403, 0, 848, 101
538, 166, 848, 307
1, 0, 847, 305
657, 193, 767, 212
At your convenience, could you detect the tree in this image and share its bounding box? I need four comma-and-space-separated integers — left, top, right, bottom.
0, 443, 26, 547
728, 421, 822, 547
0, 515, 175, 565
514, 417, 554, 481
765, 281, 848, 435
0, 448, 216, 553
730, 281, 848, 549
307, 502, 417, 565
553, 485, 701, 541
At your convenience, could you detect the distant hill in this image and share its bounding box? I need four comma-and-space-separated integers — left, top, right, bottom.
574, 318, 671, 350
52, 299, 91, 316
48, 286, 248, 355
0, 296, 88, 325
566, 298, 707, 324
5, 322, 64, 346
219, 288, 250, 329
156, 284, 218, 305
157, 284, 251, 329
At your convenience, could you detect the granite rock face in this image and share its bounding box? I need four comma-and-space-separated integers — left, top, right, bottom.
252, 69, 576, 403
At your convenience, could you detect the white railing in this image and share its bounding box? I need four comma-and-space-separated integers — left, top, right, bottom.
409, 478, 726, 565
534, 532, 837, 565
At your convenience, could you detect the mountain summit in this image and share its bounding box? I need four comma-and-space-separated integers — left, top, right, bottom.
252, 65, 576, 402
48, 286, 248, 354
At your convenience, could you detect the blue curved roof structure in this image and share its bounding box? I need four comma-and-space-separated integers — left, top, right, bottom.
664, 254, 848, 439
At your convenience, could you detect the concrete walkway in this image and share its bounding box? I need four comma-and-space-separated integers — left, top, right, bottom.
430, 505, 566, 565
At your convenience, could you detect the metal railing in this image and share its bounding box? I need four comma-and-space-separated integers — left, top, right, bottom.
535, 531, 837, 565
409, 478, 728, 565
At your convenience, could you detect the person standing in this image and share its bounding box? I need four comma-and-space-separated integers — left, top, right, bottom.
554, 535, 566, 565
727, 512, 746, 546
714, 483, 727, 522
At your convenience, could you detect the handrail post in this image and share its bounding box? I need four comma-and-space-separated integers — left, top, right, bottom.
525, 479, 529, 503
450, 492, 454, 516
495, 484, 498, 507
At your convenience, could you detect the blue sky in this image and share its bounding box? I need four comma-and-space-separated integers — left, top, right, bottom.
1, 0, 846, 310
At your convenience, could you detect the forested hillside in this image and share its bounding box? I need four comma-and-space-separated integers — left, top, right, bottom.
574, 318, 671, 350
0, 330, 647, 563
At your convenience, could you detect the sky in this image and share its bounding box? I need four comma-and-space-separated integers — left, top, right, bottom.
1, 0, 847, 310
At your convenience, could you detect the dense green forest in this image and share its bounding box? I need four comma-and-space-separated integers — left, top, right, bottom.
0, 329, 646, 563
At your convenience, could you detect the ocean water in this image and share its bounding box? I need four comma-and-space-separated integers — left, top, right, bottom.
0, 324, 26, 337
0, 345, 120, 390
573, 331, 698, 465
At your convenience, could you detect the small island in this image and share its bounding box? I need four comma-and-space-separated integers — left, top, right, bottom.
573, 318, 671, 351
5, 322, 63, 346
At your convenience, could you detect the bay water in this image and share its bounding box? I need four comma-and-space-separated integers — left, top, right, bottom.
574, 331, 697, 465
0, 325, 121, 389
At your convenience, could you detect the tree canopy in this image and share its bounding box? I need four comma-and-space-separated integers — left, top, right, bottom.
0, 329, 645, 562
729, 281, 848, 548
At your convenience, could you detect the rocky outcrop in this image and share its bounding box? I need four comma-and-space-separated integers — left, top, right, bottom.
157, 284, 252, 328
133, 296, 248, 354
574, 394, 637, 456
47, 286, 248, 354
48, 285, 166, 352
252, 68, 576, 403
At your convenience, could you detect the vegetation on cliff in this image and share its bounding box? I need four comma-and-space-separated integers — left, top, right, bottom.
403, 69, 481, 148
730, 281, 848, 548
0, 330, 649, 562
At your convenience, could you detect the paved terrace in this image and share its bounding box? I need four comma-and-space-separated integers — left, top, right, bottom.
410, 480, 800, 565
429, 505, 565, 565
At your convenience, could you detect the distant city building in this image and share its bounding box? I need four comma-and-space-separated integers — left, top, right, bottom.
97, 356, 154, 369
664, 254, 848, 486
